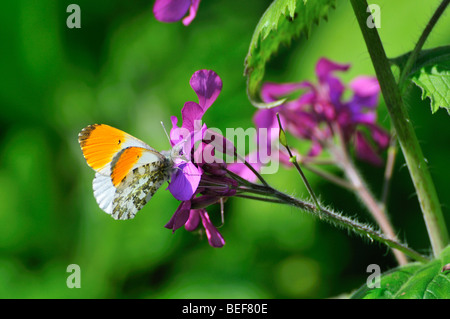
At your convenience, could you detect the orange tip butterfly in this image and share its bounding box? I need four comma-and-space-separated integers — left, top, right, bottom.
78, 124, 178, 220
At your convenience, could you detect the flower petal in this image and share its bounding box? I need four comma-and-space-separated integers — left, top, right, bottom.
315, 58, 350, 84
325, 77, 346, 107
204, 128, 236, 158
190, 70, 223, 110
170, 116, 187, 146
253, 109, 277, 130
349, 76, 380, 109
168, 162, 202, 201
199, 210, 225, 248
182, 0, 201, 25
184, 209, 201, 231
193, 142, 215, 165
153, 0, 191, 23
181, 101, 205, 132
165, 200, 192, 231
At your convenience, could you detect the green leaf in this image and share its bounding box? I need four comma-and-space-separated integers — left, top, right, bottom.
244, 0, 336, 108
351, 245, 450, 299
412, 62, 450, 114
390, 46, 450, 114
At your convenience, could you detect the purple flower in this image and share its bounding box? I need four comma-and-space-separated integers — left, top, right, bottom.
153, 0, 201, 26
165, 69, 232, 248
253, 57, 389, 167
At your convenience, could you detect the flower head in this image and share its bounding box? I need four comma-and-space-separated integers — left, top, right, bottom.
153, 0, 201, 26
167, 69, 222, 201
165, 69, 233, 248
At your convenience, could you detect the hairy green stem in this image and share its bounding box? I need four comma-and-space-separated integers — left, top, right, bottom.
237, 182, 429, 263
350, 0, 449, 256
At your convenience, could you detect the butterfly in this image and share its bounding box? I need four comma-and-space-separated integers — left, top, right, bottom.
78, 124, 179, 220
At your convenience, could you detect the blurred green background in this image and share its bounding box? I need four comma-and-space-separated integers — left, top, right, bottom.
0, 0, 449, 298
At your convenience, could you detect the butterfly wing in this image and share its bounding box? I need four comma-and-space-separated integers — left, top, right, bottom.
79, 124, 173, 219
78, 124, 156, 176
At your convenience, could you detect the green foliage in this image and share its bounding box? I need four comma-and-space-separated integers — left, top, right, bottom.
391, 46, 450, 114
244, 0, 336, 108
351, 245, 450, 299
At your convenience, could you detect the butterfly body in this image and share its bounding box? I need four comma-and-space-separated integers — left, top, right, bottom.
79, 124, 175, 220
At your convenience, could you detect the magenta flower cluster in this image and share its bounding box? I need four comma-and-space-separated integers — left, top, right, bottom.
253, 58, 389, 167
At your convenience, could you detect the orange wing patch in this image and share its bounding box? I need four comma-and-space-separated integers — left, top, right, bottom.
110, 147, 145, 186
79, 124, 126, 172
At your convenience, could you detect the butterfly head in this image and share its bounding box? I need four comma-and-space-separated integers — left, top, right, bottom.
159, 138, 189, 167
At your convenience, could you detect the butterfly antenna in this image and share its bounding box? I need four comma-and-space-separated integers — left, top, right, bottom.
160, 121, 171, 146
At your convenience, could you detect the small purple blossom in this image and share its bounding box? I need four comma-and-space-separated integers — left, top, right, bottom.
166, 69, 232, 248
153, 0, 201, 26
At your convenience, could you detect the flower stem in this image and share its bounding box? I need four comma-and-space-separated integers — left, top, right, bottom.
302, 164, 355, 191
276, 113, 321, 210
234, 151, 270, 187
350, 0, 449, 256
380, 130, 398, 208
